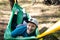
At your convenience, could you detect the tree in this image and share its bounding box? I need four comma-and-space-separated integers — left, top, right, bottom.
9, 0, 18, 10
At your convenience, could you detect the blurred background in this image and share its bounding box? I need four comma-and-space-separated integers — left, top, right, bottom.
0, 0, 60, 40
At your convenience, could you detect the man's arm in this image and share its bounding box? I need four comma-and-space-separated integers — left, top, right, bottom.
11, 24, 26, 37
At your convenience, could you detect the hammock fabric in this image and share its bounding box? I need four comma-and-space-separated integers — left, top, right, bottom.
4, 3, 39, 40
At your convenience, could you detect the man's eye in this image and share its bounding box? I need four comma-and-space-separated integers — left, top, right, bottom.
28, 25, 30, 26
32, 26, 35, 27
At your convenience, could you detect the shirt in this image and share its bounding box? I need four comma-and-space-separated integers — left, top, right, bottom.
11, 24, 36, 37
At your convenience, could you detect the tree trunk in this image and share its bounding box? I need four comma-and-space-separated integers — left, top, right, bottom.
9, 0, 18, 10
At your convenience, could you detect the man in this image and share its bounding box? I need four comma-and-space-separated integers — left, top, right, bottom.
11, 18, 38, 37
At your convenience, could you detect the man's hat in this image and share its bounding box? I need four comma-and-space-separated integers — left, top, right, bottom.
28, 18, 38, 26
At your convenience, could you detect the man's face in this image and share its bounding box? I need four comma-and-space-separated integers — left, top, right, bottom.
27, 22, 36, 34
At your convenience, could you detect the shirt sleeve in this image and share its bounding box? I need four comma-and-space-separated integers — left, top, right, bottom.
11, 24, 26, 37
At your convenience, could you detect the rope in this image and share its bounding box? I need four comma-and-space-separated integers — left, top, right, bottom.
15, 0, 17, 3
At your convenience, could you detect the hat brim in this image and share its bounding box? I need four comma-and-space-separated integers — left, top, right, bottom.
28, 21, 37, 27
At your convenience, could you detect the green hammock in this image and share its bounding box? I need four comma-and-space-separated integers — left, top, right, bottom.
4, 3, 39, 40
